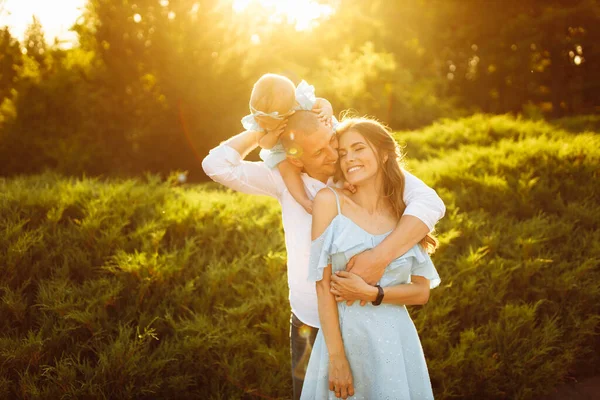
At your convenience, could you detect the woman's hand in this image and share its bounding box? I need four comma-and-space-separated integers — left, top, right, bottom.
330, 270, 377, 306
329, 355, 354, 399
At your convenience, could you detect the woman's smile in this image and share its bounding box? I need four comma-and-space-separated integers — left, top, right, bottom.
346, 165, 364, 174
339, 130, 379, 185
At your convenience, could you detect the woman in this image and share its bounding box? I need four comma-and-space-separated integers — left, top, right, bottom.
300, 118, 441, 399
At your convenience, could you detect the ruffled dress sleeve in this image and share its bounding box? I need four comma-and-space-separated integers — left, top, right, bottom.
383, 244, 441, 289
410, 246, 441, 289
332, 115, 340, 130
294, 80, 317, 110
242, 113, 285, 168
307, 219, 337, 282
259, 144, 287, 169
241, 113, 263, 132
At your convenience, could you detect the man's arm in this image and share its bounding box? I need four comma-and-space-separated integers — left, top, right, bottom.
222, 129, 263, 159
201, 130, 282, 198
346, 170, 445, 285
330, 271, 431, 306
331, 271, 431, 306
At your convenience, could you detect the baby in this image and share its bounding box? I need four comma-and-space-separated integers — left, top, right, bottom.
242, 73, 334, 214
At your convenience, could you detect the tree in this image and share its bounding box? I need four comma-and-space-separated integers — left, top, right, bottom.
0, 27, 22, 101
23, 16, 49, 69
78, 0, 259, 175
425, 0, 600, 116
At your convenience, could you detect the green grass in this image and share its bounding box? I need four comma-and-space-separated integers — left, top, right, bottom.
1, 114, 599, 399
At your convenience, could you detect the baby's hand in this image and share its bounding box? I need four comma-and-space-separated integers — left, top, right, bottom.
342, 181, 357, 194
266, 122, 287, 139
312, 98, 334, 127
258, 121, 287, 149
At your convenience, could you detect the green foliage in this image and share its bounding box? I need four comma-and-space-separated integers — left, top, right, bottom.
0, 27, 23, 102
549, 114, 600, 133
316, 42, 397, 119
399, 114, 600, 398
1, 114, 598, 398
0, 170, 289, 398
1, 0, 599, 179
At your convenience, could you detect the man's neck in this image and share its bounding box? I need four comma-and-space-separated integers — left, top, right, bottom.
306, 172, 331, 184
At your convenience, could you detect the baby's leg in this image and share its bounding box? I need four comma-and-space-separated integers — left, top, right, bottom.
278, 160, 313, 214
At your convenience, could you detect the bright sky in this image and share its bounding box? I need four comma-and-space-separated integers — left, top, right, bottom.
0, 0, 86, 46
233, 0, 335, 31
0, 0, 333, 48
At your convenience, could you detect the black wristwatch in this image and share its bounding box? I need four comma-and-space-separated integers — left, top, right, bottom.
372, 285, 384, 306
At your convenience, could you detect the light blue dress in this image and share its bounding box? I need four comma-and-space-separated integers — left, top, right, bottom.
300, 188, 441, 400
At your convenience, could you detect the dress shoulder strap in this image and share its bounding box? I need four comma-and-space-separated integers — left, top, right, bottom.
326, 186, 342, 215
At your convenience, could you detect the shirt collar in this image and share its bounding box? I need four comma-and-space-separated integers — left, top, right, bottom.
302, 173, 334, 191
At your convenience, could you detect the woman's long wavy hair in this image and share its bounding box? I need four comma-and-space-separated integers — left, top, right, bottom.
335, 117, 438, 253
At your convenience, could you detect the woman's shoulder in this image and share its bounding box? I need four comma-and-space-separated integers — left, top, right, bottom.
315, 186, 345, 200
311, 188, 343, 239
315, 187, 351, 210
314, 187, 340, 214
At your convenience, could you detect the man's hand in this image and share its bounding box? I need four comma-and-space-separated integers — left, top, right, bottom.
345, 249, 387, 286
330, 270, 377, 307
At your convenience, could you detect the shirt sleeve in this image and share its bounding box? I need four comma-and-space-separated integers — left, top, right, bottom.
201, 144, 282, 199
401, 169, 446, 232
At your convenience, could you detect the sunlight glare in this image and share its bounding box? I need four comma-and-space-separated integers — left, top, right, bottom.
1, 0, 85, 47
233, 0, 252, 13
232, 0, 335, 31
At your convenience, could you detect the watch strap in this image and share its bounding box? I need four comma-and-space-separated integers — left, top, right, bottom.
372, 284, 384, 306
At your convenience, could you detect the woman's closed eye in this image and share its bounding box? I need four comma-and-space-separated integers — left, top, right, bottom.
339, 147, 363, 158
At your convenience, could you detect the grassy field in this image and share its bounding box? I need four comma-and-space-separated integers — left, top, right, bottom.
1, 114, 599, 399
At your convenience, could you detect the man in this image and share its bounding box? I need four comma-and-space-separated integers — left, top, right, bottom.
202, 111, 445, 399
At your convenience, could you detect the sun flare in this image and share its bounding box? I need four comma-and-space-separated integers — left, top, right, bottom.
232, 0, 336, 31
1, 0, 86, 46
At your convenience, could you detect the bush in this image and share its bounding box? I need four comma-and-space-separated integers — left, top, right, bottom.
0, 170, 288, 399
1, 114, 598, 399
401, 115, 600, 398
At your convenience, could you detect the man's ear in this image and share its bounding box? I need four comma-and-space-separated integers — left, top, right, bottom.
286, 156, 304, 169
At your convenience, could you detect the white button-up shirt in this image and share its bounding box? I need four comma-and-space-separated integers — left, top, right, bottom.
202, 144, 446, 328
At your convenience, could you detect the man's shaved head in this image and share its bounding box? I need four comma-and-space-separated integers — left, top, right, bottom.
280, 111, 320, 152
279, 110, 339, 183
